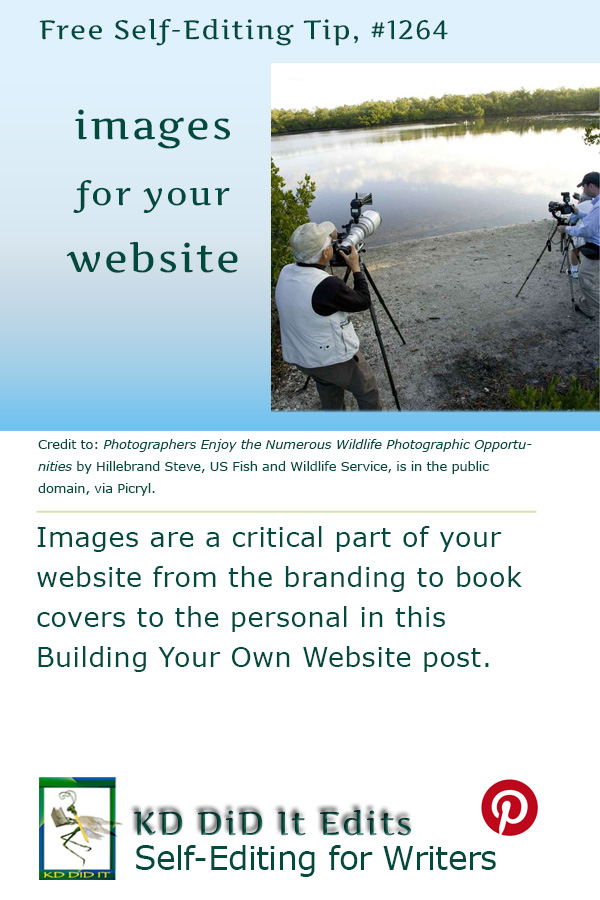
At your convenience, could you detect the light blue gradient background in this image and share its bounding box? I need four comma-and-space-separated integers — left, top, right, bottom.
2, 1, 598, 430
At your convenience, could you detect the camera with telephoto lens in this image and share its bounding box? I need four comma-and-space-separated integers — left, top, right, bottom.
330, 193, 382, 267
548, 191, 574, 218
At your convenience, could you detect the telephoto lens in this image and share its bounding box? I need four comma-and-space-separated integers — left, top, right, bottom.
339, 210, 382, 253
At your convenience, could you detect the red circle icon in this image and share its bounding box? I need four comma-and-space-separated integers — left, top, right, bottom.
482, 780, 538, 836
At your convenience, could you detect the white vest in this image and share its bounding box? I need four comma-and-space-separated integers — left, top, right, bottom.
275, 264, 360, 368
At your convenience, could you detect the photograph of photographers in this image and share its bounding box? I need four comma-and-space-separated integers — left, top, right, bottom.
271, 64, 599, 412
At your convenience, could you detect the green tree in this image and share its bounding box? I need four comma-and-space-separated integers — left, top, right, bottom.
583, 126, 600, 148
271, 160, 316, 383
271, 86, 599, 135
271, 159, 315, 290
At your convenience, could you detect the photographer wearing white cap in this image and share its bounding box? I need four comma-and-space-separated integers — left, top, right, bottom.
275, 221, 382, 410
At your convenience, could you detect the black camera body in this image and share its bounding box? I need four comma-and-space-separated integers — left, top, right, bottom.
548, 191, 574, 219
330, 193, 382, 268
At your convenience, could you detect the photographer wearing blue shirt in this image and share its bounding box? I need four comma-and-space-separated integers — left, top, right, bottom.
558, 172, 599, 318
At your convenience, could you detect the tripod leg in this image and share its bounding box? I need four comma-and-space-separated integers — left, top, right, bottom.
559, 245, 568, 274
362, 264, 407, 344
341, 261, 401, 409
564, 237, 575, 304
368, 302, 401, 410
568, 270, 575, 304
516, 222, 559, 298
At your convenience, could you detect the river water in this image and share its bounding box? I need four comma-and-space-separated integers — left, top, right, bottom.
271, 115, 597, 246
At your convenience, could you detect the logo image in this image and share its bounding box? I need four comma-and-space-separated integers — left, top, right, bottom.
39, 777, 118, 879
482, 779, 538, 836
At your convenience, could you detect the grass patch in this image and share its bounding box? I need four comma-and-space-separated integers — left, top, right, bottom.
510, 373, 599, 410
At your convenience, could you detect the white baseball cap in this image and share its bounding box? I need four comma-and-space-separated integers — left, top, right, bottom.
290, 221, 337, 261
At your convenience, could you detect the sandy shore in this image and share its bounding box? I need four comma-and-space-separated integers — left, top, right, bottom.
272, 221, 599, 411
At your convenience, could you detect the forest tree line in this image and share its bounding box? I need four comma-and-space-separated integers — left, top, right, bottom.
271, 86, 599, 134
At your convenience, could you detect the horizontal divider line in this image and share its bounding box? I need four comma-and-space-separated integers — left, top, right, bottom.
36, 509, 536, 514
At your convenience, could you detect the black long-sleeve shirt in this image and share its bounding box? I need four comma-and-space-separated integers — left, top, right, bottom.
297, 263, 371, 316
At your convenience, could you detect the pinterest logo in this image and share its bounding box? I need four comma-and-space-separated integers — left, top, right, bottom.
482, 780, 538, 836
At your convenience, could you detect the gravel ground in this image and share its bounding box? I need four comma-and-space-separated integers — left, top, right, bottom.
272, 221, 599, 411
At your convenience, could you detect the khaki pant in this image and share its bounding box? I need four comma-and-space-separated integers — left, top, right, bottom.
298, 351, 382, 410
577, 255, 599, 318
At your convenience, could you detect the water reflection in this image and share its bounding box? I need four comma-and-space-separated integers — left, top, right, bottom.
272, 115, 597, 245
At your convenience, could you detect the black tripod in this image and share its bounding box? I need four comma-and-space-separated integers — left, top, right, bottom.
516, 217, 576, 303
341, 260, 406, 410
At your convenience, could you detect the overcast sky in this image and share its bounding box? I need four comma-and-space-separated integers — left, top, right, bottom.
272, 64, 599, 109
